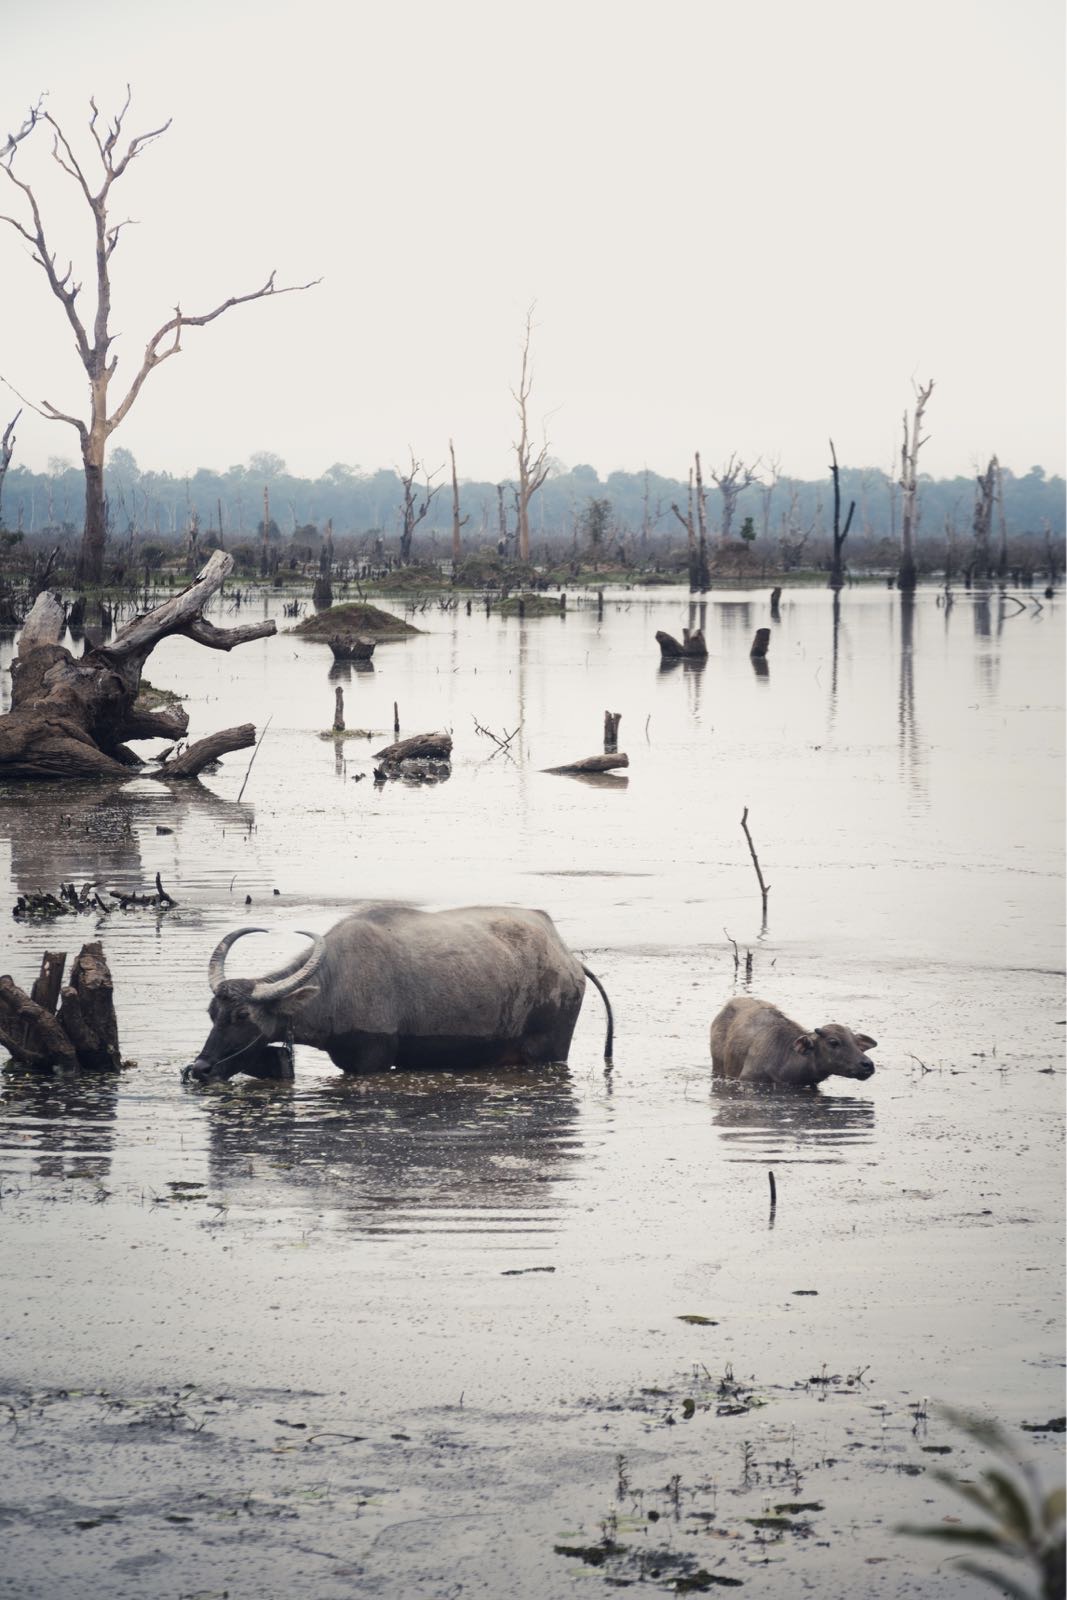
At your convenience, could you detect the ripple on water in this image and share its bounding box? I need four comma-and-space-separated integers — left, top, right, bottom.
710, 1080, 876, 1163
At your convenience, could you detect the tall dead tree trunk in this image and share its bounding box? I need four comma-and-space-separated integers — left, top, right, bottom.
828, 439, 855, 591
0, 549, 273, 780
670, 468, 700, 591
693, 452, 711, 591
994, 459, 1008, 579
0, 92, 318, 584
897, 379, 934, 592
449, 438, 469, 565
972, 456, 996, 581
0, 407, 20, 526
512, 305, 551, 563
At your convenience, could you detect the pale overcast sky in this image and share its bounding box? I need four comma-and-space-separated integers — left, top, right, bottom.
2, 0, 1064, 485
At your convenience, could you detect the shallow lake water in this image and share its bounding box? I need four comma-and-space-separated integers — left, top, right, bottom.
0, 582, 1063, 1598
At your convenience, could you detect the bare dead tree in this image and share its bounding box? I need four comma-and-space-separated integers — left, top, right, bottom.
449, 438, 469, 566
0, 407, 20, 526
670, 466, 699, 589
828, 439, 855, 591
693, 452, 711, 590
711, 453, 761, 541
512, 305, 552, 562
972, 456, 997, 581
759, 454, 781, 539
496, 483, 509, 551
397, 451, 442, 564
0, 90, 319, 584
897, 379, 934, 591
994, 459, 1008, 579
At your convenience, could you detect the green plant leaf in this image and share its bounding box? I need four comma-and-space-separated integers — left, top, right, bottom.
897, 1523, 1010, 1549
954, 1558, 1036, 1600
982, 1468, 1037, 1545
1043, 1487, 1066, 1531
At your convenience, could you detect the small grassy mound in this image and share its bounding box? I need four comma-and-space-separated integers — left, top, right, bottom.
495, 593, 563, 617
291, 603, 421, 641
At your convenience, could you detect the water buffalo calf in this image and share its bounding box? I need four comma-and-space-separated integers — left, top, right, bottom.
710, 997, 877, 1088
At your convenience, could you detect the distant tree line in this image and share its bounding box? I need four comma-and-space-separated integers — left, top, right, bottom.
2, 449, 1062, 563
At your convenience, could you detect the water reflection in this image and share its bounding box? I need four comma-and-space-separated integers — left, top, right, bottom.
717, 601, 753, 633
711, 1080, 875, 1164
0, 1069, 117, 1182
897, 595, 924, 793
201, 1065, 581, 1238
0, 780, 255, 898
328, 658, 374, 683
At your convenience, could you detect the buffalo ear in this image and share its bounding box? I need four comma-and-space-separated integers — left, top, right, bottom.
275, 984, 319, 1017
855, 1032, 878, 1050
792, 1033, 816, 1055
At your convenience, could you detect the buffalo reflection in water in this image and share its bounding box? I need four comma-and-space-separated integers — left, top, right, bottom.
201, 1064, 581, 1235
711, 1079, 875, 1165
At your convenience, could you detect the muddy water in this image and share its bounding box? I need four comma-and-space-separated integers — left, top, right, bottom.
0, 585, 1063, 1598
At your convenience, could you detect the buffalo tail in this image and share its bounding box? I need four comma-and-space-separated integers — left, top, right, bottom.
581, 964, 614, 1070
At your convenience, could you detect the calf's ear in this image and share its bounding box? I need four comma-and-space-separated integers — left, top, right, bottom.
855, 1032, 877, 1050
276, 984, 320, 1017
792, 1033, 816, 1054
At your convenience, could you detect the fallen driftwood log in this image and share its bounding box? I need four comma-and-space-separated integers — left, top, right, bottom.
0, 942, 121, 1071
161, 725, 256, 778
655, 627, 708, 660
0, 550, 273, 782
373, 730, 453, 782
543, 753, 629, 776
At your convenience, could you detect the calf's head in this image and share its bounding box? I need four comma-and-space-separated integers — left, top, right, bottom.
794, 1022, 877, 1083
183, 927, 324, 1084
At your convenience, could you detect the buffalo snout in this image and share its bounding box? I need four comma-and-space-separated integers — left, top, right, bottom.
182, 1059, 215, 1085
855, 1059, 875, 1080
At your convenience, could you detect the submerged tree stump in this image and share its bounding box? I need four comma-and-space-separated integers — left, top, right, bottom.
750, 628, 771, 658
604, 710, 622, 752
0, 942, 121, 1071
0, 551, 274, 782
373, 730, 453, 781
656, 627, 708, 660
327, 635, 376, 661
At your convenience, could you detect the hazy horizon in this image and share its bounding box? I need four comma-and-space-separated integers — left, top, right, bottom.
4, 0, 1064, 488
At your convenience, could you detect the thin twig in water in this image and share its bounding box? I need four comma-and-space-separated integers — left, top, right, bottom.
473, 716, 521, 761
723, 927, 740, 975
740, 806, 771, 914
237, 714, 273, 804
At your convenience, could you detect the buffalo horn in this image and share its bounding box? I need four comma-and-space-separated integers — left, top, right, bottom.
208, 927, 268, 993
247, 929, 326, 1003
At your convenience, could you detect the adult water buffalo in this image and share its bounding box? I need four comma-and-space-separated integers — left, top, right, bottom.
710, 997, 877, 1088
183, 904, 613, 1083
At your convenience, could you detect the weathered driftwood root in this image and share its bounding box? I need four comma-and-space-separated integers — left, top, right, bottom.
543, 753, 629, 775
0, 551, 273, 782
655, 628, 708, 660
0, 942, 121, 1070
14, 876, 177, 918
